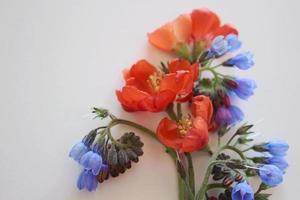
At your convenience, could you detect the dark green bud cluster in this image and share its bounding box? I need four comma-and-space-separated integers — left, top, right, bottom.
100, 132, 144, 181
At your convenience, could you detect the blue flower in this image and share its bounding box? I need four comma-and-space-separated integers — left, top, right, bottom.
226, 34, 241, 52
232, 181, 254, 200
258, 165, 283, 186
263, 139, 289, 156
225, 52, 254, 70
266, 156, 289, 172
215, 105, 244, 125
211, 36, 229, 56
230, 78, 257, 100
80, 146, 103, 175
69, 141, 89, 162
77, 169, 98, 191
210, 34, 241, 57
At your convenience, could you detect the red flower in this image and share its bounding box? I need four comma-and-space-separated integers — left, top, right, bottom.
168, 59, 199, 81
116, 59, 195, 112
157, 95, 213, 152
148, 8, 238, 51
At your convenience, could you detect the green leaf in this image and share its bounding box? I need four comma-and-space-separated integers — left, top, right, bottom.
255, 193, 272, 200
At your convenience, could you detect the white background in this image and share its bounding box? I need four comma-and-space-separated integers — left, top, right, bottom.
0, 0, 299, 199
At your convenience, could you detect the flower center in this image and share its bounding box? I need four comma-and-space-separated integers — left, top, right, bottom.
177, 115, 192, 137
148, 72, 163, 92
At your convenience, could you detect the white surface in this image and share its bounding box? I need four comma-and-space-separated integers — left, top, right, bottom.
0, 0, 299, 199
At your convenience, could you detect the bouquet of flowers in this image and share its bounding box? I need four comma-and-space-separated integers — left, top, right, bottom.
69, 8, 289, 200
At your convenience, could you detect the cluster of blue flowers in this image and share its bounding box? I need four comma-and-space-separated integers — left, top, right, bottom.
208, 34, 256, 126
69, 136, 108, 191
231, 140, 289, 200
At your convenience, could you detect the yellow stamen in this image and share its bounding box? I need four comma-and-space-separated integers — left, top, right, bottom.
177, 115, 192, 137
148, 72, 163, 92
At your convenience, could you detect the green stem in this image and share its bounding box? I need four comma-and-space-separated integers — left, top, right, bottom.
108, 118, 185, 199
185, 153, 195, 196
224, 145, 246, 160
166, 104, 178, 121
177, 103, 182, 119
195, 145, 246, 200
206, 183, 228, 191
195, 146, 225, 200
242, 146, 253, 152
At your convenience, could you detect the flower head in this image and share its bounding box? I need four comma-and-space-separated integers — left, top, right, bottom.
77, 169, 98, 191
225, 52, 254, 70
226, 34, 241, 52
266, 156, 289, 172
148, 8, 238, 52
80, 145, 103, 175
69, 141, 89, 162
191, 95, 213, 123
215, 105, 244, 125
258, 165, 283, 186
157, 95, 212, 152
116, 59, 196, 112
157, 116, 209, 152
211, 35, 229, 56
230, 78, 257, 100
231, 181, 254, 200
263, 139, 289, 156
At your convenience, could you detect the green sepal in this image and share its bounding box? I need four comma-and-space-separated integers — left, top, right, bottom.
174, 43, 192, 62
92, 107, 109, 119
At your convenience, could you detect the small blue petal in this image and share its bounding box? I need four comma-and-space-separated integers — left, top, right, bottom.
69, 142, 89, 162
80, 151, 93, 169
226, 51, 254, 70
230, 78, 257, 100
232, 181, 254, 200
77, 170, 85, 190
226, 34, 241, 52
263, 139, 289, 156
266, 156, 289, 172
259, 165, 283, 186
211, 35, 229, 56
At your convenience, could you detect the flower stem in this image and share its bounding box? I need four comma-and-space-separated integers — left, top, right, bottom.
195, 146, 225, 200
185, 153, 195, 196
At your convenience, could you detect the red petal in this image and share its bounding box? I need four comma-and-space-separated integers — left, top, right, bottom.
173, 14, 192, 43
148, 23, 177, 51
191, 95, 214, 123
140, 91, 176, 112
168, 59, 192, 73
116, 86, 150, 112
191, 9, 220, 41
180, 117, 209, 152
213, 24, 238, 38
129, 60, 157, 82
157, 118, 183, 150
160, 71, 193, 95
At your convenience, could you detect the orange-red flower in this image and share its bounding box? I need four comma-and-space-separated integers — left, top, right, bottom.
148, 8, 238, 52
156, 95, 213, 152
157, 116, 209, 152
168, 59, 199, 81
116, 59, 196, 112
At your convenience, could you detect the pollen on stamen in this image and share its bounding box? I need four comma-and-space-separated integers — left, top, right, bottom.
148, 72, 163, 92
177, 115, 192, 137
